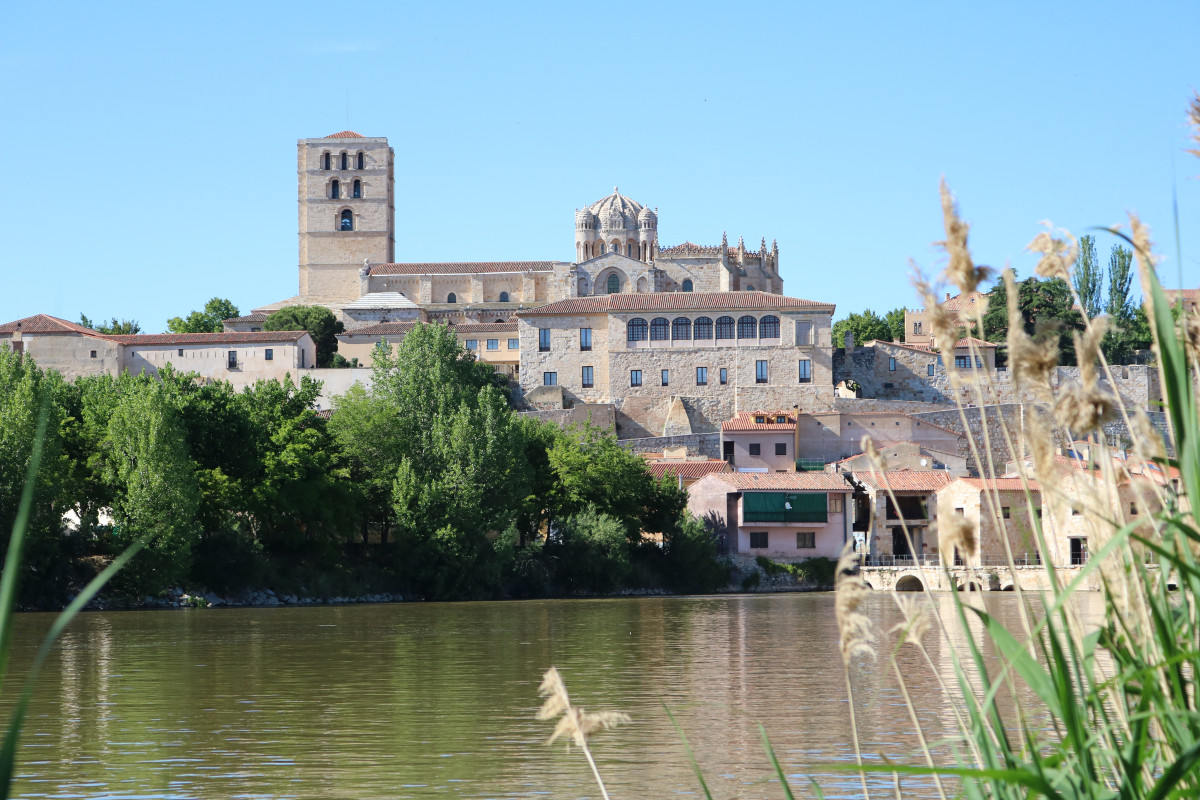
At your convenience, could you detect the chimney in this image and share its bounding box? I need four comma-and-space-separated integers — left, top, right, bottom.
945, 292, 951, 302
843, 330, 854, 350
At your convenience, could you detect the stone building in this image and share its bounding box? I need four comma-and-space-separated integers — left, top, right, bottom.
935, 477, 1043, 566
335, 321, 520, 377
846, 470, 953, 562
904, 291, 987, 348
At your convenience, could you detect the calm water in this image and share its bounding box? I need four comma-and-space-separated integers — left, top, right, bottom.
3, 592, 1088, 799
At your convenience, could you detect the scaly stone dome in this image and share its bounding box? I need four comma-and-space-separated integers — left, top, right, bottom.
586, 187, 645, 231
638, 206, 657, 225
575, 208, 595, 225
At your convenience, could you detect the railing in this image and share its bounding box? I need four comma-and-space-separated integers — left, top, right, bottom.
744, 510, 828, 523
795, 458, 826, 472
862, 554, 942, 567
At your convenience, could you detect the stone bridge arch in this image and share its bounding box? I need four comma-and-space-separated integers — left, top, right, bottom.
895, 574, 924, 592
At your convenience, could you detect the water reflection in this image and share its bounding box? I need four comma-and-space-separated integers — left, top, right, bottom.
2, 593, 1095, 799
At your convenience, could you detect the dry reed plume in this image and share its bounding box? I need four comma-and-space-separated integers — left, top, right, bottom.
537, 666, 629, 800
1026, 223, 1078, 281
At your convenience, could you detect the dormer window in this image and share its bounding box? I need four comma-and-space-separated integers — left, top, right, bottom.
776, 415, 787, 424
340, 209, 353, 231
755, 415, 766, 424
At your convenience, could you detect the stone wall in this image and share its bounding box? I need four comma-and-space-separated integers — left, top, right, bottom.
622, 433, 721, 459
518, 404, 617, 431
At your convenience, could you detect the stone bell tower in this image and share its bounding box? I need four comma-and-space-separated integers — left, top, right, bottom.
297, 131, 395, 304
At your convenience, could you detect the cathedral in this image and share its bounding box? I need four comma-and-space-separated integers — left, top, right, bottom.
249, 131, 785, 329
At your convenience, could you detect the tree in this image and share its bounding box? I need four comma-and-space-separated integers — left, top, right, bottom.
80, 314, 141, 335
1106, 245, 1135, 323
983, 276, 1084, 365
884, 307, 907, 343
166, 298, 240, 334
1073, 234, 1103, 319
832, 309, 893, 348
263, 305, 343, 367
1100, 244, 1139, 363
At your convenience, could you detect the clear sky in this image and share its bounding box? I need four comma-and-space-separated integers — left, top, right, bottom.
2, 1, 1197, 331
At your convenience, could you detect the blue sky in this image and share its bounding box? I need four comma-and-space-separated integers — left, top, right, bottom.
2, 1, 1197, 331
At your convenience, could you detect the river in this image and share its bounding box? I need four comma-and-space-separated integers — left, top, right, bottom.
3, 592, 1083, 799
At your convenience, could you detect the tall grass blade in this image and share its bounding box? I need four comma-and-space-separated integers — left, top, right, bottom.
759, 725, 796, 800
663, 703, 714, 800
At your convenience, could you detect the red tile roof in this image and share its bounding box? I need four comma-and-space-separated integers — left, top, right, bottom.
109, 331, 309, 346
713, 472, 851, 491
325, 130, 366, 138
0, 314, 110, 337
954, 337, 997, 348
369, 261, 557, 276
853, 471, 954, 492
453, 322, 519, 333
940, 291, 986, 312
222, 313, 270, 324
521, 291, 833, 316
721, 411, 797, 431
648, 460, 732, 481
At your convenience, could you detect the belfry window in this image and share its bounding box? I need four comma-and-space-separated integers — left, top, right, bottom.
340, 209, 353, 231
352, 179, 361, 198
606, 273, 620, 294
340, 152, 348, 170
357, 152, 365, 169
322, 152, 331, 170
330, 180, 340, 199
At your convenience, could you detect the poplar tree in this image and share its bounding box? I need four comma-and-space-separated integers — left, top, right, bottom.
1073, 234, 1103, 319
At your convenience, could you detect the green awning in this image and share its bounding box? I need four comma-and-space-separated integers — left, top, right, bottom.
743, 492, 827, 523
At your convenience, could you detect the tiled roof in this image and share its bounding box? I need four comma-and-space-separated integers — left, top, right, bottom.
955, 337, 997, 348
715, 472, 851, 491
853, 471, 954, 492
951, 478, 1039, 492
339, 321, 518, 338
941, 291, 986, 312
325, 130, 366, 138
223, 313, 270, 324
721, 411, 797, 431
648, 460, 731, 480
453, 322, 518, 333
0, 314, 109, 337
369, 261, 557, 276
338, 322, 418, 337
869, 339, 937, 355
521, 291, 832, 316
109, 331, 309, 346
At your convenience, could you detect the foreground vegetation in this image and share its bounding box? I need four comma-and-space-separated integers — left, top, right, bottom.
0, 323, 725, 608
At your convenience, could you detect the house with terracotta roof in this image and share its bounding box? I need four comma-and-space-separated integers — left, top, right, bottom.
904, 291, 988, 349
686, 471, 852, 559
846, 470, 954, 563
720, 411, 798, 472
335, 320, 520, 376
936, 477, 1044, 567
793, 411, 963, 465
641, 447, 732, 489
827, 441, 967, 476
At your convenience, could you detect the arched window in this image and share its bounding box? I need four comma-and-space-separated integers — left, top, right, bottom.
760, 315, 780, 338
606, 274, 620, 294
339, 209, 353, 231
330, 180, 340, 199
499, 291, 510, 303
357, 152, 365, 169
715, 316, 735, 339
322, 152, 332, 170
340, 152, 348, 170
738, 315, 758, 339
693, 316, 713, 340
627, 318, 648, 342
650, 317, 670, 341
672, 317, 692, 340
682, 279, 693, 292
352, 179, 361, 198
447, 293, 457, 303
611, 239, 621, 254
494, 318, 505, 323
746, 284, 756, 291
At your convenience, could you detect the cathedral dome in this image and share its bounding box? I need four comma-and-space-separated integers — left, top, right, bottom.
638, 206, 657, 225
575, 208, 595, 226
587, 187, 644, 231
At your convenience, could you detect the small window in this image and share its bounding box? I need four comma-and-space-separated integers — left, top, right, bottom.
796, 321, 813, 345
955, 507, 964, 516
90, 350, 97, 359
539, 328, 551, 352
682, 279, 693, 292
1002, 507, 1010, 519
696, 366, 708, 386
265, 348, 273, 361
627, 318, 648, 342
580, 328, 592, 351
331, 179, 341, 199
797, 531, 815, 549
607, 273, 621, 294
776, 415, 787, 423
755, 360, 768, 384
829, 496, 844, 513
749, 531, 768, 549
719, 367, 728, 385
755, 415, 766, 424
352, 179, 361, 198
322, 152, 331, 170
357, 151, 365, 169
913, 321, 922, 334
543, 372, 557, 386
340, 209, 353, 230
927, 363, 935, 376
340, 152, 348, 170
1130, 502, 1138, 515
486, 339, 499, 350
177, 348, 184, 357
889, 356, 897, 371
582, 365, 594, 388
499, 291, 510, 303
749, 443, 761, 456
694, 317, 713, 340
661, 369, 669, 386
507, 338, 519, 349
1073, 507, 1081, 516
798, 359, 812, 383
650, 317, 670, 341
775, 442, 787, 456
447, 293, 457, 303
630, 369, 642, 387
955, 355, 971, 369
228, 351, 238, 369
465, 339, 478, 350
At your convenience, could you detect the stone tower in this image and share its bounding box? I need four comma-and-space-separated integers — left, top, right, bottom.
297, 132, 395, 303
574, 188, 657, 263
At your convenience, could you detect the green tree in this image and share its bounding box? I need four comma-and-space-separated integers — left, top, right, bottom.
884, 307, 907, 343
263, 305, 343, 367
544, 507, 631, 594
832, 309, 893, 348
1106, 244, 1135, 322
1099, 245, 1142, 363
166, 297, 240, 334
1073, 234, 1103, 319
983, 275, 1084, 365
80, 314, 141, 335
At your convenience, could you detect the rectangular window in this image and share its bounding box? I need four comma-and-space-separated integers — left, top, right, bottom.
539, 328, 551, 352
749, 443, 761, 456
955, 507, 964, 516
719, 367, 728, 385
829, 495, 844, 513
581, 366, 594, 388
927, 363, 935, 376
265, 348, 274, 361
775, 442, 787, 456
466, 339, 478, 350
749, 531, 768, 549
798, 359, 812, 383
630, 370, 642, 387
796, 531, 815, 549
1130, 502, 1138, 515
90, 350, 97, 359
227, 351, 238, 368
955, 355, 971, 369
889, 356, 897, 371
976, 356, 983, 368
661, 369, 669, 386
913, 321, 922, 334
177, 348, 184, 357
486, 339, 499, 350
543, 372, 557, 386
579, 328, 592, 351
508, 338, 519, 349
1002, 506, 1011, 519
300, 349, 305, 368
796, 321, 813, 345
696, 366, 708, 385
755, 360, 768, 384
